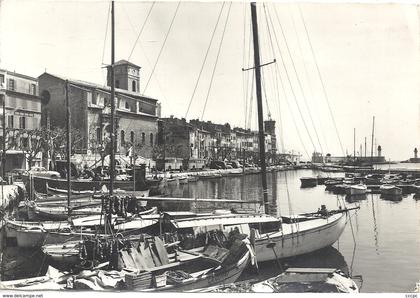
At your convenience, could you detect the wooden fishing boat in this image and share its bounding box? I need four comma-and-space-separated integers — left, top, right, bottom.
122, 237, 252, 292
30, 204, 103, 221
15, 227, 93, 248
250, 268, 359, 293
349, 184, 367, 196
23, 174, 136, 194
379, 184, 402, 196
332, 184, 350, 195
5, 219, 70, 239
163, 206, 355, 262
300, 177, 317, 188
324, 179, 342, 191
316, 176, 329, 185
47, 185, 96, 195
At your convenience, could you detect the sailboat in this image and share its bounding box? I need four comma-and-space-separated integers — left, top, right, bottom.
158, 2, 357, 263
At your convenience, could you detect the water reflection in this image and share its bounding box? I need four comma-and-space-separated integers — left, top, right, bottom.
380, 194, 403, 202
345, 194, 367, 204
239, 246, 351, 282
371, 194, 379, 254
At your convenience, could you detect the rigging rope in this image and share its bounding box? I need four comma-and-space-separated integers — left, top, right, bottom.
185, 2, 226, 119
101, 2, 111, 85
143, 2, 181, 94
265, 5, 317, 155
298, 5, 345, 156
127, 2, 156, 61
242, 2, 248, 129
289, 5, 329, 154
245, 19, 254, 130
200, 2, 232, 120
272, 4, 324, 155
263, 4, 285, 153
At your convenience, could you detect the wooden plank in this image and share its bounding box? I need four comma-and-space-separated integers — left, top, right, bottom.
285, 268, 336, 274
138, 243, 155, 268
154, 237, 169, 265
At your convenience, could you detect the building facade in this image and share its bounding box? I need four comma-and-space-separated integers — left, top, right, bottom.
38, 60, 159, 169
0, 69, 42, 172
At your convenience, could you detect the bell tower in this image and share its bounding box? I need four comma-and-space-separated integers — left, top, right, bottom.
107, 60, 141, 93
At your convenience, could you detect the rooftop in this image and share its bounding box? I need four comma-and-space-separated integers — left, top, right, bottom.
40, 72, 157, 102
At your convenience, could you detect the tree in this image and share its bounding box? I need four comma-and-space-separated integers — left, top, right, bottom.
15, 128, 47, 169
43, 127, 84, 169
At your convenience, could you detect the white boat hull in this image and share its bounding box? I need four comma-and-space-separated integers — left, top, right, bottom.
15, 228, 89, 248
254, 213, 347, 262
350, 185, 367, 195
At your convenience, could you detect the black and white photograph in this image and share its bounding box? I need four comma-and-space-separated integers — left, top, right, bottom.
0, 0, 419, 295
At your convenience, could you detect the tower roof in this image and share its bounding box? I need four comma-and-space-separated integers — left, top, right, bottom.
113, 59, 141, 69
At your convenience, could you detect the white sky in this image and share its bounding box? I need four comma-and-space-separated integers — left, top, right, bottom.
1, 1, 419, 160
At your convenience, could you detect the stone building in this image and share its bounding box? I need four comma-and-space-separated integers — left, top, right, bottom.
38, 60, 159, 168
0, 69, 42, 171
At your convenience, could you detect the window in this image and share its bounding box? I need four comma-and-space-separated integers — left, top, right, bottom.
115, 80, 120, 88
141, 132, 145, 144
30, 84, 36, 95
130, 131, 134, 143
132, 81, 136, 92
0, 74, 4, 86
120, 130, 125, 145
7, 115, 14, 128
8, 79, 15, 91
150, 133, 154, 146
92, 94, 97, 105
19, 116, 26, 129
125, 101, 129, 110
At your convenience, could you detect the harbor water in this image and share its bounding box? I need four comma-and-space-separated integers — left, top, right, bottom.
2, 165, 419, 292
162, 167, 420, 293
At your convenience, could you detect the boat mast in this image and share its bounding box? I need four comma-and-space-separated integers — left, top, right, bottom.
109, 0, 115, 195
66, 80, 71, 217
250, 2, 269, 214
353, 128, 356, 162
370, 116, 375, 166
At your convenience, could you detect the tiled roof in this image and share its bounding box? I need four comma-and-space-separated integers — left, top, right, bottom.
40, 72, 157, 102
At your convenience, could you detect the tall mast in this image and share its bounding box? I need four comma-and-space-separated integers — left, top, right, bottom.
370, 116, 375, 165
364, 137, 367, 158
1, 95, 5, 181
66, 80, 71, 216
109, 0, 115, 195
250, 2, 269, 214
353, 128, 356, 161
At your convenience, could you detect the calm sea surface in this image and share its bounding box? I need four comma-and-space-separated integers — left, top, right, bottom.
2, 163, 419, 292
162, 165, 420, 293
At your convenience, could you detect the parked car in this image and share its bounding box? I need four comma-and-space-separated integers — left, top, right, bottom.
228, 161, 242, 168
209, 160, 227, 169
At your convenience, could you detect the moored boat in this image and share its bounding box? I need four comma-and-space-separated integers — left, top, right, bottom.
250, 268, 359, 293
300, 177, 317, 188
163, 206, 356, 262
349, 184, 367, 196
380, 184, 402, 196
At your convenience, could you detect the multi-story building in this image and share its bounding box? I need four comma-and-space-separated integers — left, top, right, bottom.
0, 69, 42, 172
38, 60, 159, 169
